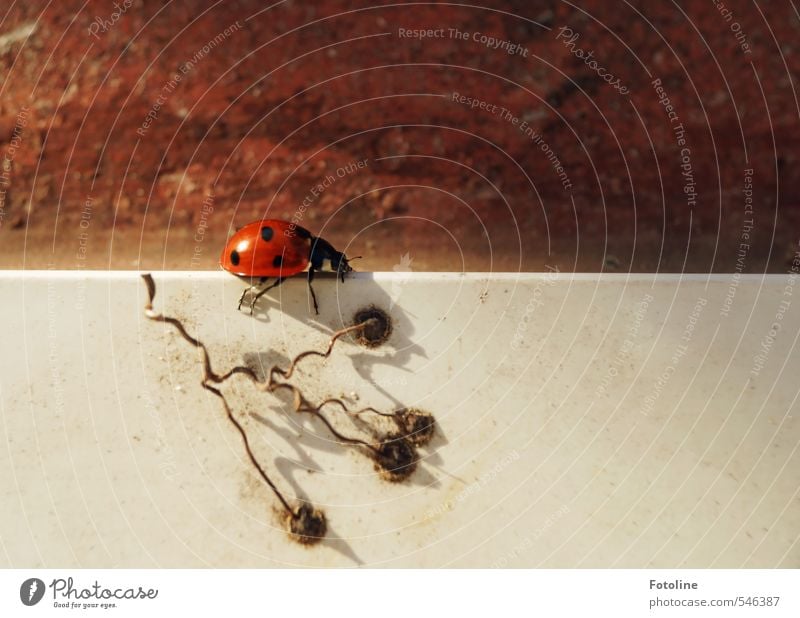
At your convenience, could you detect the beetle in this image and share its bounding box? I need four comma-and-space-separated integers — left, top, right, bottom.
219, 219, 354, 314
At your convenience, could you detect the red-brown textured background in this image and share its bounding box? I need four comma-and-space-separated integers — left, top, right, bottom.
0, 0, 797, 272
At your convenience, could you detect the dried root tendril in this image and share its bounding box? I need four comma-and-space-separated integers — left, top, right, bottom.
141, 274, 435, 543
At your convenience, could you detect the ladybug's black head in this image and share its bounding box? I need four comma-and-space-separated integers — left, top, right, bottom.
310, 236, 354, 282
333, 252, 353, 282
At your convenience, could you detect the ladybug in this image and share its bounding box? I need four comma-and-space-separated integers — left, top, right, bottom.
219, 219, 354, 314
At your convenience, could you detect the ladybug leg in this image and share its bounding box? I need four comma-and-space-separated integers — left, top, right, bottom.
237, 287, 249, 311
307, 268, 320, 315
250, 277, 286, 314
238, 277, 268, 312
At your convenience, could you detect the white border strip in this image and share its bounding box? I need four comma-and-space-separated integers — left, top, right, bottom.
1, 569, 797, 616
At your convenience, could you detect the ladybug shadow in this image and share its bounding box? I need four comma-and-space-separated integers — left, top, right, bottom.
248, 272, 429, 409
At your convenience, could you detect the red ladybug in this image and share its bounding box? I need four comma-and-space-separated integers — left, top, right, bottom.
219, 219, 354, 314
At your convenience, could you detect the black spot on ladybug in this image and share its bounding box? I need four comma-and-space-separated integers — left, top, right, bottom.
272, 255, 283, 268
230, 250, 240, 266
261, 226, 274, 242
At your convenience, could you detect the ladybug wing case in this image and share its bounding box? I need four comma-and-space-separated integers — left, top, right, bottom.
221, 219, 311, 278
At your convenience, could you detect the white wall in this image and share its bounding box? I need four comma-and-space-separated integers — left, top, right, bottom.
0, 271, 797, 567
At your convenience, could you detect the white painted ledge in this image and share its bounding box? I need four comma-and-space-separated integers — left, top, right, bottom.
0, 270, 798, 567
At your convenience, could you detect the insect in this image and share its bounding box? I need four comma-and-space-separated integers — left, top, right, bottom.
219, 219, 354, 314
